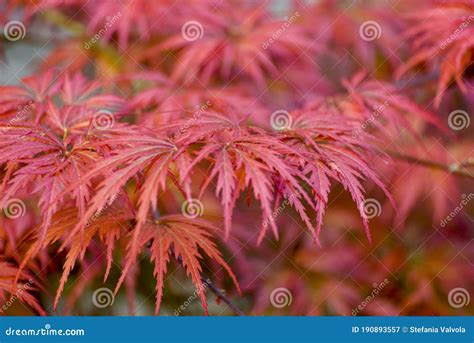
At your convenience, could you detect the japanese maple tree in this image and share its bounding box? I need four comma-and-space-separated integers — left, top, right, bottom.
0, 0, 472, 316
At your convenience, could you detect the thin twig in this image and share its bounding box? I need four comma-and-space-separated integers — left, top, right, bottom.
200, 276, 245, 316
386, 150, 474, 179
460, 159, 474, 168
175, 256, 245, 316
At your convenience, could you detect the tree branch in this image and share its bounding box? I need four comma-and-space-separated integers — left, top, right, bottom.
200, 276, 245, 316
386, 150, 474, 179
174, 255, 245, 316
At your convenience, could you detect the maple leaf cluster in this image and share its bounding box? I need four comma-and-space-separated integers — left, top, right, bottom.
0, 0, 472, 316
